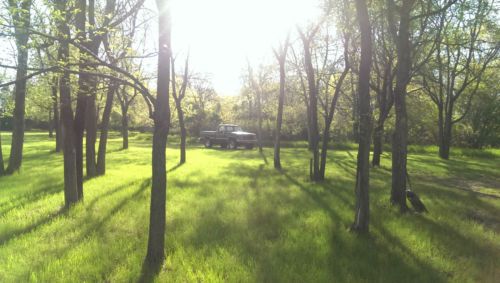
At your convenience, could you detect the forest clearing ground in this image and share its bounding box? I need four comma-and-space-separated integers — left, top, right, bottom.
0, 132, 499, 282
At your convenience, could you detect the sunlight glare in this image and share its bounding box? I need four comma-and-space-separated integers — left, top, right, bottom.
170, 0, 322, 95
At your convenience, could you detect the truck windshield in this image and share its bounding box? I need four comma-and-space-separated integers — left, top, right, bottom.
225, 126, 242, 132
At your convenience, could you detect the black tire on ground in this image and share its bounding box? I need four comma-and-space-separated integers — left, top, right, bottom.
228, 139, 237, 150
220, 143, 227, 149
245, 144, 254, 150
204, 139, 212, 148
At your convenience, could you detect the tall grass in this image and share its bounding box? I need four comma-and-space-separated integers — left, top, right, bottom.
0, 132, 498, 282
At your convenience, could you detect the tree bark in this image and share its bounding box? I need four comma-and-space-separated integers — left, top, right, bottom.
372, 59, 393, 167
85, 93, 98, 177
352, 0, 372, 233
73, 0, 88, 200
121, 108, 129, 150
256, 85, 263, 152
390, 0, 414, 212
146, 0, 171, 267
299, 29, 321, 181
171, 56, 189, 164
55, 0, 79, 207
6, 0, 31, 174
48, 108, 54, 138
52, 76, 61, 152
96, 81, 117, 176
0, 120, 4, 175
273, 43, 288, 170
177, 101, 186, 164
439, 99, 454, 159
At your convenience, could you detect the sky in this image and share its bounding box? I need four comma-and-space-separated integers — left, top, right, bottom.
166, 0, 322, 96
0, 0, 323, 96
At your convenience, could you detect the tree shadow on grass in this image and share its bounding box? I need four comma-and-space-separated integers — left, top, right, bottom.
167, 162, 184, 173
0, 206, 66, 246
0, 179, 63, 216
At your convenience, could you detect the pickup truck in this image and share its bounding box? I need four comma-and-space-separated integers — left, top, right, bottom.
200, 124, 257, 149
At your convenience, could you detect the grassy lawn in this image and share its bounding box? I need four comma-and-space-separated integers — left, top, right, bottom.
0, 132, 499, 282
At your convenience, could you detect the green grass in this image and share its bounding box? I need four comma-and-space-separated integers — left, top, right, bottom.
0, 132, 499, 282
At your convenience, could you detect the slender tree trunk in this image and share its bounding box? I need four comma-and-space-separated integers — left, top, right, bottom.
300, 33, 320, 181
257, 89, 263, 152
351, 79, 360, 143
121, 108, 129, 149
52, 77, 61, 152
85, 93, 97, 177
55, 0, 78, 207
6, 0, 31, 174
146, 0, 171, 267
273, 47, 287, 169
441, 106, 453, 159
82, 0, 101, 180
390, 1, 413, 212
96, 82, 117, 176
306, 103, 313, 150
319, 122, 331, 180
73, 0, 88, 200
372, 122, 383, 166
352, 0, 372, 233
372, 58, 393, 167
176, 101, 186, 164
437, 104, 446, 158
48, 108, 54, 138
0, 121, 4, 175
319, 68, 349, 180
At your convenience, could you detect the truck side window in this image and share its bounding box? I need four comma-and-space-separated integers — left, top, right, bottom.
218, 126, 224, 133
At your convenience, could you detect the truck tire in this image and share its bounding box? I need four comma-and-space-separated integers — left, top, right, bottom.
204, 139, 212, 148
228, 139, 237, 150
245, 144, 254, 150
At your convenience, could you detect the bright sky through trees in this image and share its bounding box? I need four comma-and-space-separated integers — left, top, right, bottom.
168, 0, 321, 95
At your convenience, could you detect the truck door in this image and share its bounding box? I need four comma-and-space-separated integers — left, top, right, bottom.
216, 125, 225, 141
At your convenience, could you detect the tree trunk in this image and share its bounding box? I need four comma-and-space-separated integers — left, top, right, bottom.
372, 123, 383, 166
319, 68, 348, 180
121, 108, 129, 150
0, 121, 4, 175
438, 101, 453, 160
390, 1, 413, 212
73, 0, 88, 200
257, 89, 263, 152
52, 77, 61, 152
437, 104, 446, 159
48, 108, 54, 138
352, 0, 372, 233
85, 94, 97, 177
300, 33, 320, 181
6, 0, 31, 174
146, 0, 171, 267
96, 82, 117, 176
372, 57, 393, 167
55, 0, 78, 207
306, 102, 313, 151
274, 50, 286, 169
176, 101, 186, 164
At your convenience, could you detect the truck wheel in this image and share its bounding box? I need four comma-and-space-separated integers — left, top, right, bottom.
220, 142, 227, 149
245, 144, 254, 150
204, 139, 212, 148
228, 139, 237, 150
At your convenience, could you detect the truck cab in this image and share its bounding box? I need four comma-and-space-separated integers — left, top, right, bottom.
200, 124, 257, 149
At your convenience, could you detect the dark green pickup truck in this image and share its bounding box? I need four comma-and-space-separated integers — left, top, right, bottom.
200, 124, 257, 149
